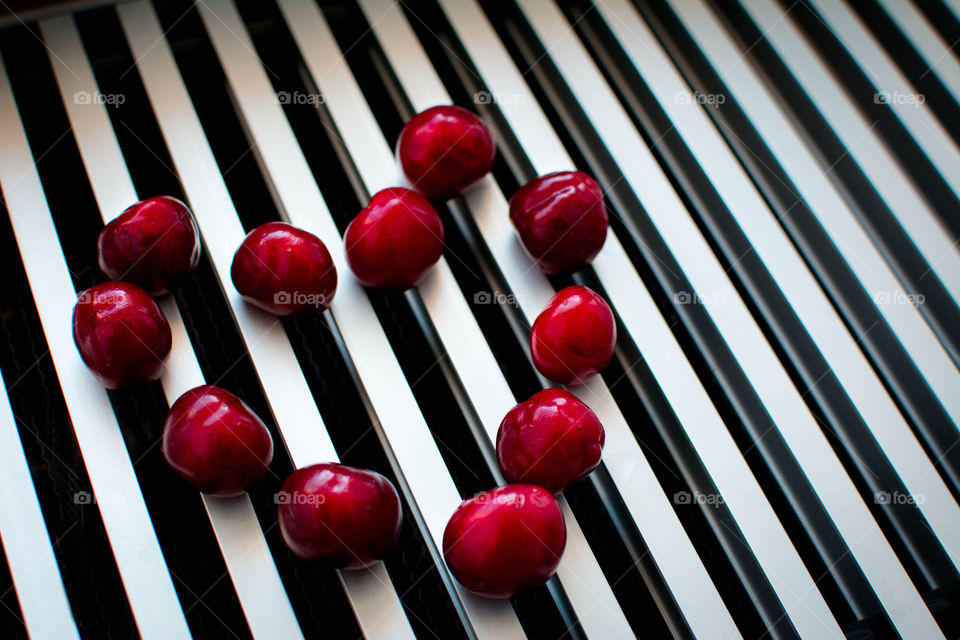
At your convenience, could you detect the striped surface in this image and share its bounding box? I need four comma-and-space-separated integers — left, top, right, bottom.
0, 0, 956, 638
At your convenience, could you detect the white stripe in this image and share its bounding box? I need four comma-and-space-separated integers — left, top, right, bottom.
663, 1, 950, 637
739, 0, 960, 306
277, 1, 633, 636
39, 14, 303, 639
190, 0, 524, 636
0, 377, 78, 638
114, 2, 415, 638
672, 0, 960, 426
877, 0, 960, 109
0, 55, 190, 640
367, 0, 744, 637
728, 0, 960, 563
807, 0, 960, 203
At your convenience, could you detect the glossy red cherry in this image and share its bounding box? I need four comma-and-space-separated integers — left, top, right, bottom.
509, 171, 608, 274
496, 389, 605, 493
443, 484, 566, 598
278, 463, 402, 569
72, 282, 172, 389
344, 188, 444, 290
162, 385, 273, 497
231, 222, 337, 316
396, 105, 496, 199
98, 196, 200, 295
530, 286, 616, 385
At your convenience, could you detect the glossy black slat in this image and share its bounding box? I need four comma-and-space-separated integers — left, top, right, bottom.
376, 1, 710, 637
394, 0, 795, 637
713, 0, 960, 368
83, 3, 386, 638
565, 0, 959, 600
632, 0, 960, 632
229, 2, 585, 637
8, 15, 255, 638
637, 0, 960, 514
780, 0, 960, 241
0, 197, 134, 637
914, 0, 960, 58
707, 0, 960, 497
849, 0, 960, 147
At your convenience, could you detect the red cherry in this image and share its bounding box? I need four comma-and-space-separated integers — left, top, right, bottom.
230, 222, 337, 316
98, 196, 200, 295
509, 171, 608, 274
278, 463, 402, 569
72, 282, 172, 389
162, 385, 273, 497
344, 188, 444, 290
496, 389, 604, 493
530, 285, 616, 385
442, 484, 566, 599
396, 105, 496, 199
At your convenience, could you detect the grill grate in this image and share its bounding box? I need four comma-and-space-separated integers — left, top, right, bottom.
0, 0, 958, 638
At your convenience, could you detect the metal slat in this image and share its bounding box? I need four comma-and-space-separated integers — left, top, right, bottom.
877, 0, 960, 107
184, 0, 526, 636
112, 3, 416, 638
275, 2, 633, 637
668, 0, 960, 430
380, 0, 748, 637
601, 0, 960, 597
737, 0, 960, 307
805, 0, 960, 204
663, 1, 949, 637
0, 375, 78, 638
0, 54, 190, 640
513, 2, 857, 637
39, 14, 303, 639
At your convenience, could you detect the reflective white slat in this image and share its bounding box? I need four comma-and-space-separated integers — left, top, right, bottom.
602, 0, 960, 579
191, 0, 524, 636
40, 14, 302, 639
519, 1, 852, 637
277, 2, 633, 636
665, 1, 948, 637
729, 0, 960, 558
677, 1, 960, 425
114, 3, 415, 638
805, 0, 960, 203
386, 0, 746, 637
877, 0, 960, 107
0, 56, 190, 640
0, 378, 78, 638
734, 0, 960, 306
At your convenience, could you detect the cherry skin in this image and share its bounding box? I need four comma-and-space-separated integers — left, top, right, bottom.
72, 281, 172, 389
509, 171, 608, 275
442, 484, 566, 599
396, 105, 496, 200
530, 285, 616, 385
98, 196, 201, 295
162, 385, 274, 497
278, 463, 403, 569
231, 222, 337, 316
344, 188, 445, 290
496, 389, 605, 493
